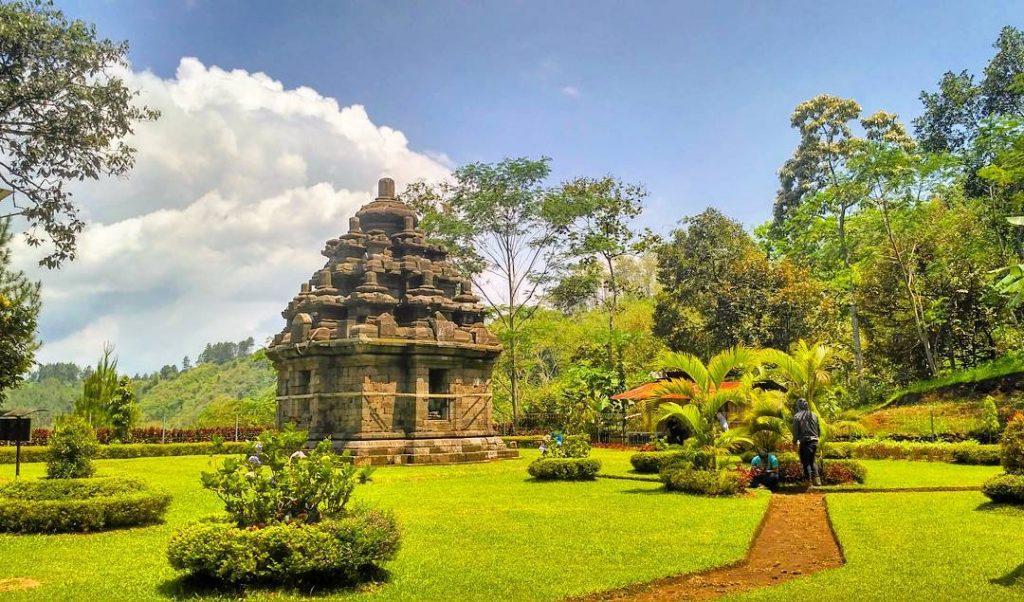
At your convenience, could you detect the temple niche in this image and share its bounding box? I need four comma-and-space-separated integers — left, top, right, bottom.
266, 177, 518, 465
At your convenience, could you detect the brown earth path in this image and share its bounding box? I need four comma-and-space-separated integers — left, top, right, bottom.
577, 493, 844, 602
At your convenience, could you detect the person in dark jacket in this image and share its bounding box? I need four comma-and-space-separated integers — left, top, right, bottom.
791, 398, 822, 486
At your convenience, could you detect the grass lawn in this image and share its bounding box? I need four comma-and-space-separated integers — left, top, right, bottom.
0, 448, 768, 601
827, 459, 1001, 489
732, 491, 1024, 601
859, 402, 985, 437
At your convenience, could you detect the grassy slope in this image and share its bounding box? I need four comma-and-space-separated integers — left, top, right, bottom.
884, 352, 1024, 407
136, 353, 275, 427
733, 491, 1024, 601
0, 448, 768, 601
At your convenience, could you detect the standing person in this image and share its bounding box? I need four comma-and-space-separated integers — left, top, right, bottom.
791, 398, 822, 486
750, 449, 780, 491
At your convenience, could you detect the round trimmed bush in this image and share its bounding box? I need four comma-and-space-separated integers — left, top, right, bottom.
660, 467, 746, 496
982, 473, 1024, 504
46, 416, 98, 479
0, 476, 170, 533
528, 457, 601, 480
1000, 414, 1024, 474
167, 509, 401, 583
629, 451, 690, 474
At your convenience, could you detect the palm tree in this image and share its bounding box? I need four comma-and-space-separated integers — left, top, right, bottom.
638, 346, 758, 468
743, 385, 790, 453
759, 340, 836, 413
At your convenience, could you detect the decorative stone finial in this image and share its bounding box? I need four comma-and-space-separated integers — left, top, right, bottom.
378, 177, 396, 199
349, 216, 361, 233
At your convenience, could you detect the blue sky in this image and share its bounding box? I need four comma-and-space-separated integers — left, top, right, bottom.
58, 0, 1023, 229
19, 1, 1024, 373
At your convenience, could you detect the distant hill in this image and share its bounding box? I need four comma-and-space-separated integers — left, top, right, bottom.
3, 350, 276, 429
136, 350, 276, 428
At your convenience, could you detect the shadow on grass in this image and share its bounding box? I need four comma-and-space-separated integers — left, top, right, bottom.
990, 564, 1024, 588
157, 566, 392, 600
973, 501, 1024, 515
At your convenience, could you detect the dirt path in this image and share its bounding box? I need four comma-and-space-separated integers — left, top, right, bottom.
578, 493, 844, 601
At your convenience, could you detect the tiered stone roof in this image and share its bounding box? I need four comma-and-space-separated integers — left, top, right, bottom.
270, 178, 498, 350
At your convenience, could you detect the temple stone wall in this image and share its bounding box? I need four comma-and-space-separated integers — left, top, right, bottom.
266, 178, 517, 464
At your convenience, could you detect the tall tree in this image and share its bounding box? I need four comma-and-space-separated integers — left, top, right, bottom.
770, 95, 867, 390
549, 176, 647, 379
403, 157, 568, 430
0, 217, 40, 406
108, 376, 138, 442
0, 0, 159, 267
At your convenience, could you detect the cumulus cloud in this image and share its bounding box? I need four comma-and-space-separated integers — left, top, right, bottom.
13, 58, 450, 373
560, 86, 581, 99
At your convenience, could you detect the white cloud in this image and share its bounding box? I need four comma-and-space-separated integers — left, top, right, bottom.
560, 86, 581, 99
12, 58, 450, 373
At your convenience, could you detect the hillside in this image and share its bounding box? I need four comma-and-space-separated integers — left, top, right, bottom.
136, 351, 276, 428
3, 351, 276, 429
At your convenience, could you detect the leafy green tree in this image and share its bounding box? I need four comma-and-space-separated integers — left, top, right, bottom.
403, 157, 569, 429
549, 176, 648, 377
981, 396, 1001, 444
108, 376, 138, 442
0, 218, 40, 406
74, 344, 119, 426
654, 208, 832, 358
559, 363, 618, 436
0, 0, 159, 267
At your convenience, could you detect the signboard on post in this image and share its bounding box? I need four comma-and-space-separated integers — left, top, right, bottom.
1, 410, 38, 477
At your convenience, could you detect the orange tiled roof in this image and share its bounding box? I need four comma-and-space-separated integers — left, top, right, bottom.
611, 379, 742, 401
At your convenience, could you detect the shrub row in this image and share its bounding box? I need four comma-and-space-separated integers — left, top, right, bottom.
527, 458, 601, 480
0, 441, 250, 464
823, 440, 1000, 465
630, 451, 691, 474
660, 467, 747, 496
4, 426, 268, 447
0, 477, 171, 533
166, 510, 401, 583
501, 436, 545, 449
982, 473, 1024, 504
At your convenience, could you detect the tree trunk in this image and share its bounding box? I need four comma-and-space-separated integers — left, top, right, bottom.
838, 209, 866, 397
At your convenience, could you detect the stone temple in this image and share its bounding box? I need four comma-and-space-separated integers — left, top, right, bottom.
266, 177, 518, 465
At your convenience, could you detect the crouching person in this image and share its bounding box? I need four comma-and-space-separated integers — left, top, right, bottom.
750, 449, 780, 491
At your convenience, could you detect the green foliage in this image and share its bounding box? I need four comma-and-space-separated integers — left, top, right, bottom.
0, 218, 40, 407
980, 396, 1001, 442
629, 451, 691, 474
558, 363, 617, 435
74, 344, 119, 427
200, 429, 359, 527
527, 457, 601, 480
108, 376, 139, 442
0, 0, 159, 266
0, 441, 249, 464
825, 439, 1001, 465
1000, 414, 1024, 474
0, 476, 169, 533
660, 467, 746, 496
981, 472, 1024, 504
885, 352, 1024, 405
774, 453, 867, 484
166, 509, 400, 583
654, 209, 830, 359
46, 415, 98, 478
138, 350, 276, 428
542, 433, 592, 458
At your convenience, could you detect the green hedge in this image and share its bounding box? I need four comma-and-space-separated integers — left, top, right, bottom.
527, 458, 601, 481
0, 477, 171, 533
982, 473, 1024, 504
167, 509, 401, 583
822, 440, 1000, 465
500, 436, 545, 449
630, 451, 690, 474
660, 467, 746, 496
0, 441, 250, 464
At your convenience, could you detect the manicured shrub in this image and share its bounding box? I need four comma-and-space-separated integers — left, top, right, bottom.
0, 476, 170, 533
1000, 413, 1024, 474
821, 460, 868, 485
528, 458, 601, 480
169, 429, 398, 585
824, 439, 1000, 465
982, 473, 1024, 504
950, 443, 1002, 466
537, 433, 591, 458
46, 416, 98, 479
500, 435, 545, 449
660, 467, 746, 496
167, 509, 400, 584
777, 453, 805, 482
629, 451, 691, 474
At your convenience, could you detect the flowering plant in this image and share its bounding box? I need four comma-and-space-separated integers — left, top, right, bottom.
200, 427, 359, 527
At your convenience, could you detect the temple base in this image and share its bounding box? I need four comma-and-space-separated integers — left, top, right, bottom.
329, 435, 519, 466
